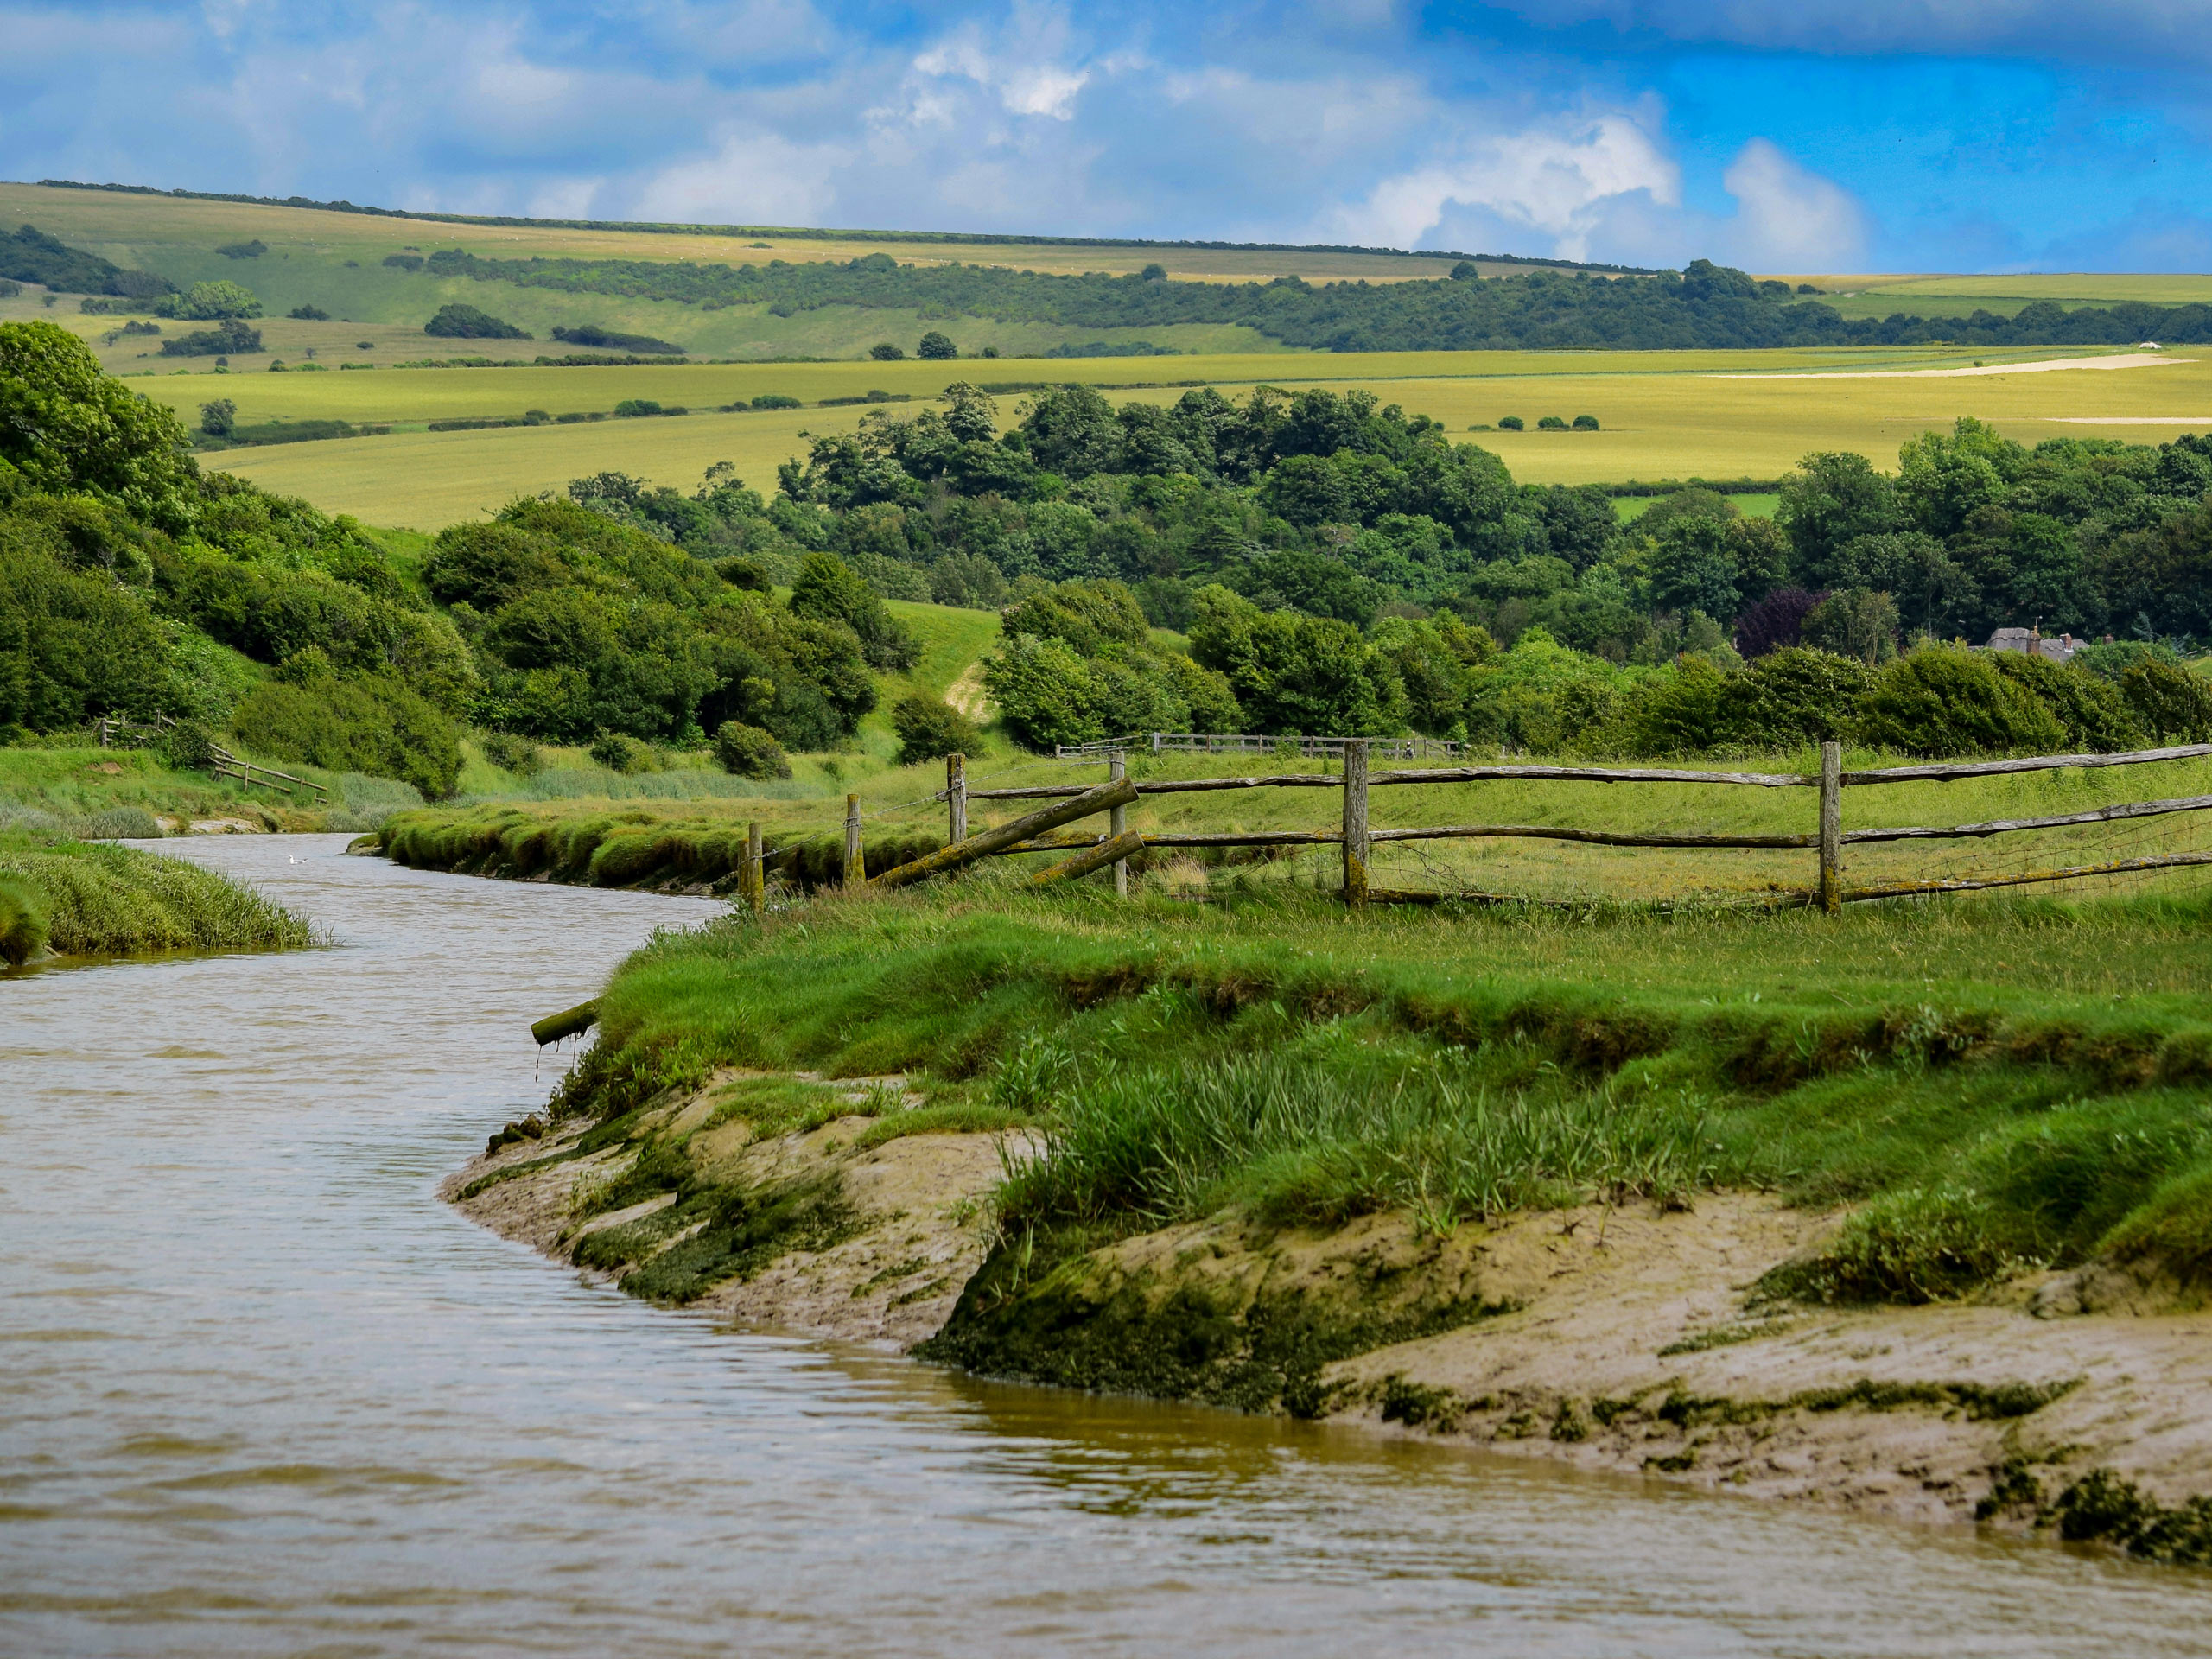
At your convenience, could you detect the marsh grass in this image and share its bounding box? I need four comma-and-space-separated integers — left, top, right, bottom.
555, 880, 2212, 1306
0, 830, 321, 961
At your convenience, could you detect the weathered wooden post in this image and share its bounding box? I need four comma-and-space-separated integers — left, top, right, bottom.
946, 753, 967, 843
1342, 739, 1370, 909
1818, 740, 1842, 915
843, 793, 865, 890
744, 820, 764, 914
1109, 750, 1129, 898
872, 774, 1137, 889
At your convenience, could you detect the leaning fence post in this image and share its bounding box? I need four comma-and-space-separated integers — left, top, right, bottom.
1342, 739, 1370, 909
745, 821, 764, 914
843, 793, 866, 890
1109, 750, 1129, 898
946, 753, 967, 844
1819, 741, 1842, 915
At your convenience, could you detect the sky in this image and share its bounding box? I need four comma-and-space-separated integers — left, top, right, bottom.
3, 0, 2208, 272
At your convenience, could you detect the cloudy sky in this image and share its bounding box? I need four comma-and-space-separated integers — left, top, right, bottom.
3, 0, 2205, 271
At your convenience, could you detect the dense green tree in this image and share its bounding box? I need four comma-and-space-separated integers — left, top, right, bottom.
0, 322, 200, 527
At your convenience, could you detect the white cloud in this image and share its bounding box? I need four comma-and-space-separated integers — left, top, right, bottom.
631, 130, 849, 225
1719, 137, 1869, 269
1338, 111, 1680, 256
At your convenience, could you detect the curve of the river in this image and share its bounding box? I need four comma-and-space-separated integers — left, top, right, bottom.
4, 836, 2209, 1656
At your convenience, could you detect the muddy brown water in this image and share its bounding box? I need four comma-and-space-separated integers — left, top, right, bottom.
4, 835, 2209, 1656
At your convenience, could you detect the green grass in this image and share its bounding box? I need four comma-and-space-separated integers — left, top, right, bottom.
0, 743, 423, 835
550, 878, 2212, 1311
0, 828, 321, 963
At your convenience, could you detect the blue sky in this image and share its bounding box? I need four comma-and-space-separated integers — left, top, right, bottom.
2, 0, 2206, 271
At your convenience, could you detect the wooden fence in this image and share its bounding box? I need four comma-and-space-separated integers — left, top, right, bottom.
92, 714, 331, 804
718, 741, 2212, 915
1057, 732, 1474, 761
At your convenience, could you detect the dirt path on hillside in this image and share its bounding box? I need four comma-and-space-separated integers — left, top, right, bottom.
1714, 354, 2186, 380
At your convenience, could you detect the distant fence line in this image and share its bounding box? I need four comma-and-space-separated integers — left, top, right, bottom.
92, 715, 330, 804
710, 740, 2212, 916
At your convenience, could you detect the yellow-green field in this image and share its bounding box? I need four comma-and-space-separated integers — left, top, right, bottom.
1781, 270, 2212, 321
137, 345, 2212, 528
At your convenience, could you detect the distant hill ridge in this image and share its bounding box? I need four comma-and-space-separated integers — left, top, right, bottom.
31, 178, 1649, 273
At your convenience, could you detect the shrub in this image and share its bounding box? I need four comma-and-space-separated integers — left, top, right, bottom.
712, 721, 791, 779
868, 343, 905, 360
588, 731, 659, 774
789, 552, 921, 671
480, 731, 543, 776
0, 871, 49, 965
1572, 414, 1600, 430
159, 718, 216, 771
1537, 415, 1568, 430
613, 399, 663, 417
2120, 660, 2212, 742
198, 397, 237, 436
550, 324, 683, 355
1734, 586, 1824, 658
1497, 416, 1524, 430
714, 555, 771, 591
891, 694, 982, 766
156, 280, 262, 320
159, 319, 261, 357
917, 331, 957, 359
85, 805, 161, 839
1987, 653, 2145, 751
751, 393, 801, 409
1854, 646, 2067, 757
287, 304, 330, 321
423, 303, 529, 340
217, 240, 268, 260
382, 253, 424, 270
230, 674, 461, 798
1719, 646, 1870, 746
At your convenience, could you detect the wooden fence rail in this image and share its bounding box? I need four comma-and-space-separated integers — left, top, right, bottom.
860, 738, 2212, 915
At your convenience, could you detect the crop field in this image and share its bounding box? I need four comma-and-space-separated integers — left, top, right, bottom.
1781, 271, 2212, 322
133, 344, 2212, 528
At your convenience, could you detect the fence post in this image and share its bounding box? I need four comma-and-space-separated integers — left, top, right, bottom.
1109, 750, 1129, 898
843, 794, 866, 890
946, 753, 968, 844
1342, 739, 1370, 909
1819, 741, 1842, 915
745, 821, 764, 915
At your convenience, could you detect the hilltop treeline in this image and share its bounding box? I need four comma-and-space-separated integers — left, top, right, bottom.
394, 249, 2212, 352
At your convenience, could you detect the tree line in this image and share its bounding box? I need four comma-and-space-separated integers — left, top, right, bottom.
391, 247, 2212, 352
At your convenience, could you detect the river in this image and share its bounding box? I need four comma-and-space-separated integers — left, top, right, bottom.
4, 835, 2209, 1656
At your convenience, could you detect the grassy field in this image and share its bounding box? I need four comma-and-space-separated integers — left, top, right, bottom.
89, 343, 2203, 527
371, 741, 2212, 918
0, 744, 427, 836
1789, 272, 2212, 321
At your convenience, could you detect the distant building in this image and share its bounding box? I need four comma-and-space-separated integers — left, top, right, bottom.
1984, 626, 2087, 664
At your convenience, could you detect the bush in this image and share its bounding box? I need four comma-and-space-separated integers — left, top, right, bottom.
1497, 416, 1524, 430
0, 870, 50, 965
1988, 653, 2145, 751
588, 731, 659, 774
480, 731, 543, 776
890, 694, 982, 766
712, 721, 791, 779
917, 331, 957, 360
2121, 660, 2212, 742
1572, 414, 1600, 430
218, 240, 268, 260
159, 319, 262, 357
85, 805, 162, 839
424, 304, 529, 340
613, 399, 663, 417
1719, 646, 1870, 746
868, 343, 905, 360
1734, 586, 1824, 658
287, 304, 330, 321
789, 552, 921, 671
156, 280, 262, 320
714, 555, 771, 591
199, 397, 236, 436
751, 393, 801, 409
230, 673, 461, 798
1854, 646, 2067, 757
160, 718, 216, 771
1537, 416, 1567, 430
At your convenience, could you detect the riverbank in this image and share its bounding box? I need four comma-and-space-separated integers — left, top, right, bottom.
0, 744, 422, 837
0, 827, 321, 964
447, 881, 2212, 1561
